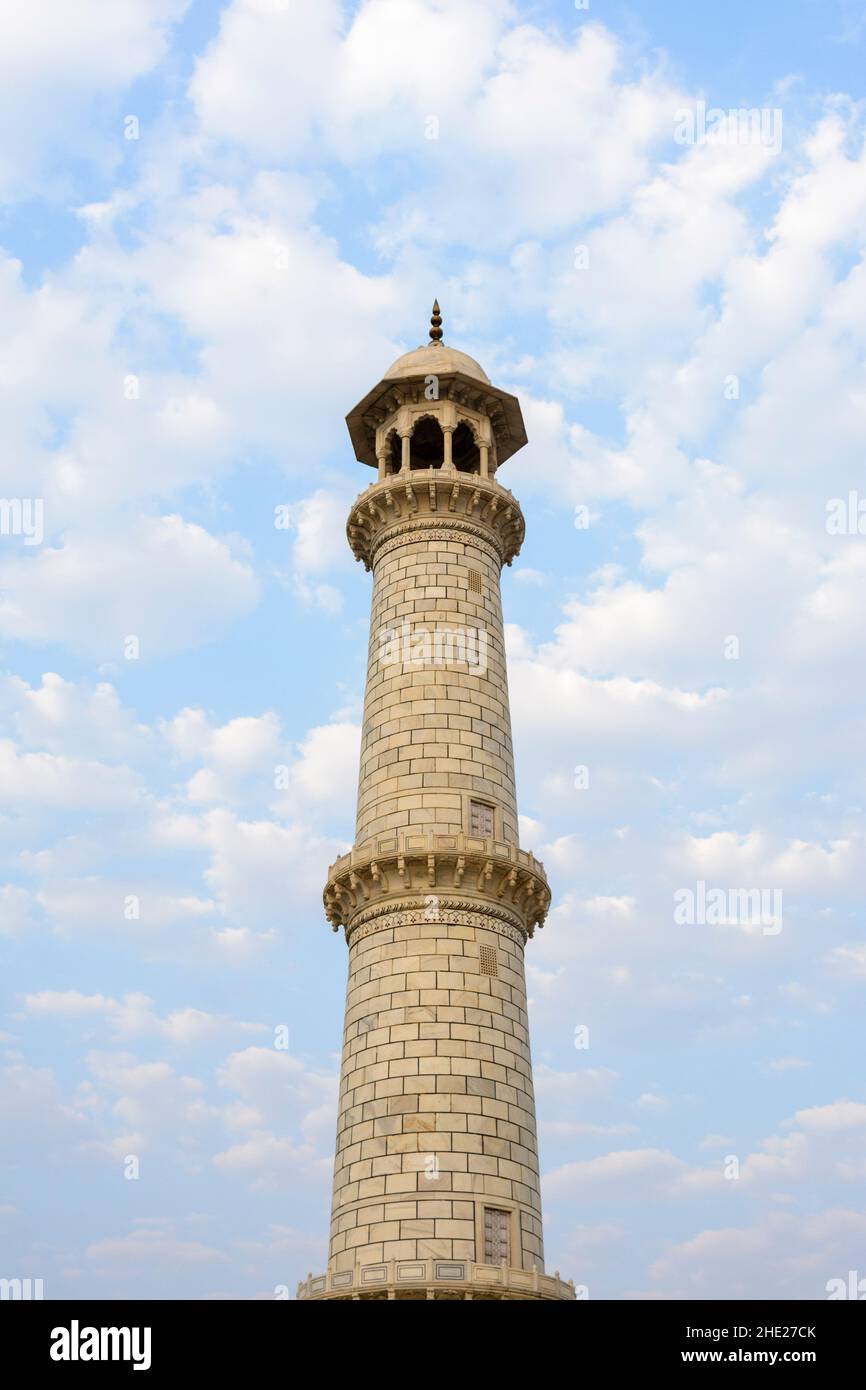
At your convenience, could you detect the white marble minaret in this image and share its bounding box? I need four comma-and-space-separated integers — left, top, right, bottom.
299, 305, 574, 1301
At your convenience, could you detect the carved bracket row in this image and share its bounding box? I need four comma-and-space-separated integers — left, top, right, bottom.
324, 843, 551, 939
347, 473, 525, 570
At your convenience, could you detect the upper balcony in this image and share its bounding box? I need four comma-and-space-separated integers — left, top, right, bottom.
346, 468, 525, 570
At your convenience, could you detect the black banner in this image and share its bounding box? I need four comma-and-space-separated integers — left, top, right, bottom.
4, 1297, 863, 1374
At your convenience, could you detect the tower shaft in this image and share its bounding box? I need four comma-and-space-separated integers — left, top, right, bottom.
300, 318, 574, 1301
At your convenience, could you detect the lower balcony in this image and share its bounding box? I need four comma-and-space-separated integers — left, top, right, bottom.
297, 1258, 576, 1301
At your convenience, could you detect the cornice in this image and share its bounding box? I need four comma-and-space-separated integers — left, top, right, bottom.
323, 831, 551, 940
346, 471, 525, 570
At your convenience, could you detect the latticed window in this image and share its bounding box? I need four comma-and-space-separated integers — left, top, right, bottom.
479, 945, 497, 977
469, 800, 494, 837
484, 1207, 511, 1265
468, 568, 482, 593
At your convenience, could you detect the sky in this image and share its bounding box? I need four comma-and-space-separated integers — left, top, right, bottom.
1, 0, 865, 1301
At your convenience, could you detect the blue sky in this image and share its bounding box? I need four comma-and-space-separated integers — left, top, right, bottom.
1, 0, 865, 1299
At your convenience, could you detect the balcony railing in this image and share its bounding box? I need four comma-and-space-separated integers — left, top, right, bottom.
297, 1258, 576, 1301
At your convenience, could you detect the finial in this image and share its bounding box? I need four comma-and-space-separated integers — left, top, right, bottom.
429, 299, 443, 343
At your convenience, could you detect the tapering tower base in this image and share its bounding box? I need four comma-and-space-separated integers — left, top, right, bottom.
319, 835, 564, 1288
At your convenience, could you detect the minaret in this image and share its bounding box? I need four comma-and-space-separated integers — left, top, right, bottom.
299, 306, 574, 1301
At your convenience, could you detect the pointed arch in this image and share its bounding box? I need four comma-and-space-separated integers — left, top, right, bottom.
409, 414, 444, 469
452, 420, 480, 473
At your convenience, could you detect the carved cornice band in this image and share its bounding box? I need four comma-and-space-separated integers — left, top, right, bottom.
346, 897, 527, 949
373, 518, 502, 571
346, 471, 525, 570
323, 832, 550, 941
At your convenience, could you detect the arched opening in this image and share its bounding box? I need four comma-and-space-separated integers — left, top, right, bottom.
387, 431, 402, 475
409, 416, 444, 469
452, 421, 480, 473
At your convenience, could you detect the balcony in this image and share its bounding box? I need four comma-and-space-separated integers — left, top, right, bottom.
323, 830, 551, 937
297, 1258, 576, 1301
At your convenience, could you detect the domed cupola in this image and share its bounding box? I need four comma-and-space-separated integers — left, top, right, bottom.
345, 302, 528, 479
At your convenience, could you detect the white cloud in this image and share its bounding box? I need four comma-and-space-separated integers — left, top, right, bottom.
0, 1059, 91, 1156
0, 673, 151, 762
88, 191, 402, 464
183, 714, 282, 804
0, 885, 42, 936
644, 1209, 866, 1300
85, 1050, 213, 1143
794, 1100, 866, 1133
826, 944, 866, 980
35, 879, 217, 941
87, 1218, 226, 1266
275, 721, 360, 814
275, 489, 356, 614
189, 0, 342, 156
534, 1064, 620, 1104
201, 808, 340, 929
213, 1046, 336, 1188
0, 0, 189, 199
21, 990, 263, 1045
217, 1045, 335, 1120
0, 516, 259, 660
699, 1134, 733, 1151
0, 740, 143, 810
1, 0, 865, 1304
545, 1147, 688, 1203
213, 1131, 330, 1190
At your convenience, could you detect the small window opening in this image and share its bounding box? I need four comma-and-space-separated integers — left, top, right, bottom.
483, 1208, 511, 1265
470, 800, 494, 838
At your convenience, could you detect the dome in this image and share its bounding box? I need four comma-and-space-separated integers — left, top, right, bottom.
384, 342, 490, 385
345, 303, 527, 469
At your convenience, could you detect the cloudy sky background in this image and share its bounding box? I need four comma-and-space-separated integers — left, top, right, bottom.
1, 0, 865, 1299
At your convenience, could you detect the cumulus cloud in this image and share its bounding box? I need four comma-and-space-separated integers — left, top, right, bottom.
86, 1218, 226, 1267
0, 0, 189, 199
0, 1058, 94, 1159
643, 1209, 866, 1301
0, 672, 152, 762
161, 704, 359, 817
0, 516, 259, 660
213, 1046, 336, 1189
0, 740, 143, 810
21, 990, 264, 1044
2, 0, 865, 1303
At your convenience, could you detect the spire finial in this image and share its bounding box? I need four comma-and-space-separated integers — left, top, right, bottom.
429, 299, 443, 343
